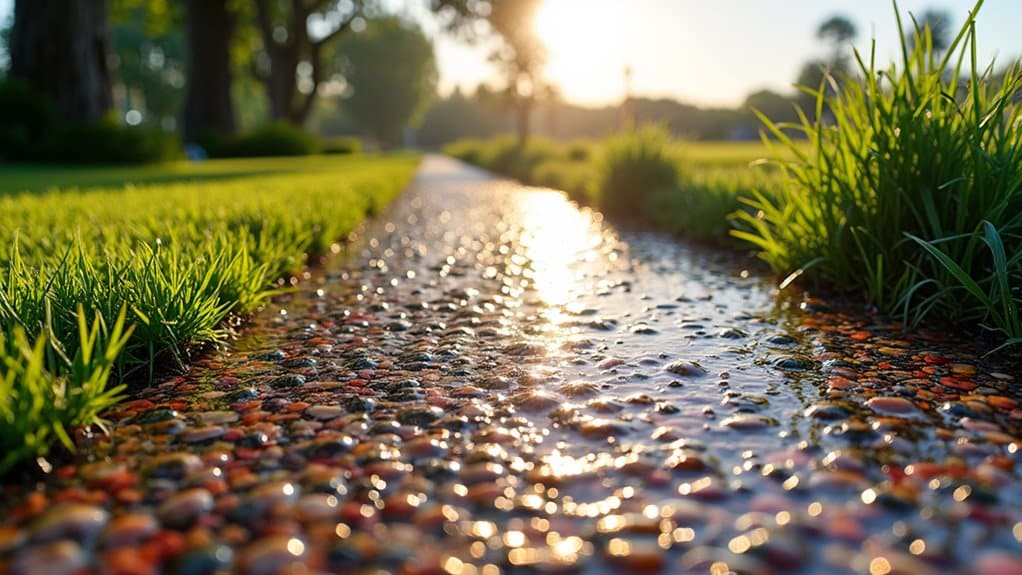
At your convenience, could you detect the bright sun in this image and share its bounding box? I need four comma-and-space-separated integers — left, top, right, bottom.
533, 0, 625, 105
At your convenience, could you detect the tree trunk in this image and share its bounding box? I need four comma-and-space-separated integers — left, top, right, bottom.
515, 96, 532, 145
9, 0, 113, 123
255, 0, 354, 127
265, 47, 300, 124
182, 0, 236, 140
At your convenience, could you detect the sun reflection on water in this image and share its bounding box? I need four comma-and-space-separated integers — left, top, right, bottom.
515, 190, 606, 308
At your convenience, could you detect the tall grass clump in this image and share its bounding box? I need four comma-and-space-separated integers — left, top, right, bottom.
593, 126, 680, 218
0, 307, 131, 474
736, 0, 1022, 347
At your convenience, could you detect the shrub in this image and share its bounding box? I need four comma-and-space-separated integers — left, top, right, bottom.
443, 139, 486, 165
443, 136, 567, 183
48, 118, 182, 164
735, 0, 1022, 347
566, 140, 595, 162
322, 136, 362, 155
0, 80, 180, 164
531, 159, 595, 203
477, 136, 561, 181
593, 126, 680, 217
215, 122, 321, 158
0, 78, 57, 162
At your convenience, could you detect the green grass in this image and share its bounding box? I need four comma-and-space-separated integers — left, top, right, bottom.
735, 0, 1022, 348
593, 126, 681, 218
0, 153, 419, 473
0, 155, 384, 195
648, 168, 785, 247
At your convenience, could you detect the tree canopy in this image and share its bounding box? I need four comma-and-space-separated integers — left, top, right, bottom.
338, 16, 436, 148
906, 8, 952, 54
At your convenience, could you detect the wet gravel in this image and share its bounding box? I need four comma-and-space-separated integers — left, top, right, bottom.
2, 156, 1021, 574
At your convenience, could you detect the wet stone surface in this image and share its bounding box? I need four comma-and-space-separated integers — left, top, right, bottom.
2, 156, 1021, 574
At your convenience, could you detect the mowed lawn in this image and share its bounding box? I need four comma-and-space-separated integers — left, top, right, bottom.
0, 153, 420, 472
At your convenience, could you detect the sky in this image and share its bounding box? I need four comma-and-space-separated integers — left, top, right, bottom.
2, 0, 1021, 109
428, 0, 1022, 108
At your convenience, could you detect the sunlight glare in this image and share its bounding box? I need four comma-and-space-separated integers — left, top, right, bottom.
516, 190, 601, 307
533, 0, 624, 104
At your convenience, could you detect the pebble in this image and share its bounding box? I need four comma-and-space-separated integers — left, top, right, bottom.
305, 405, 344, 420
196, 411, 239, 425
239, 535, 306, 575
604, 536, 666, 571
270, 374, 306, 389
867, 396, 921, 417
975, 551, 1022, 575
805, 402, 851, 420
171, 544, 234, 575
158, 489, 215, 528
510, 389, 562, 412
11, 540, 86, 575
397, 405, 445, 426
668, 450, 713, 473
102, 513, 161, 546
181, 425, 226, 443
772, 355, 814, 370
559, 381, 602, 397
30, 503, 109, 543
146, 452, 204, 480
721, 414, 775, 431
0, 527, 26, 554
664, 360, 707, 377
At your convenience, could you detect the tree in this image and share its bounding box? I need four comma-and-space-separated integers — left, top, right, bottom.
744, 89, 797, 125
253, 0, 366, 126
817, 15, 856, 47
9, 0, 113, 122
426, 0, 546, 144
816, 14, 856, 69
486, 0, 545, 143
906, 9, 952, 54
110, 0, 186, 130
793, 14, 859, 120
337, 17, 436, 148
183, 0, 237, 139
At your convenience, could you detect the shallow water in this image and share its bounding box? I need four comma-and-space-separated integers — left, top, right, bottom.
1, 156, 1019, 575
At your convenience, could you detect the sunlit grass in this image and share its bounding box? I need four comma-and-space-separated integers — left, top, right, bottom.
0, 153, 419, 472
736, 0, 1022, 348
593, 126, 681, 217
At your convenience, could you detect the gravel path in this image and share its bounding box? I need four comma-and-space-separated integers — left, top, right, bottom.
1, 156, 1020, 575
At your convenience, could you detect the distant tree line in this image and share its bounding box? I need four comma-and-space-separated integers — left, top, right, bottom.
418, 8, 970, 147
1, 2, 982, 158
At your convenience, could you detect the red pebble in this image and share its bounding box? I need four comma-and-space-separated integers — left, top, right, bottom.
99, 547, 158, 575
940, 377, 977, 391
141, 530, 185, 564
126, 399, 157, 410
56, 466, 78, 480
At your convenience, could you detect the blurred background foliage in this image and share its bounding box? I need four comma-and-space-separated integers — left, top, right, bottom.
0, 1, 981, 163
